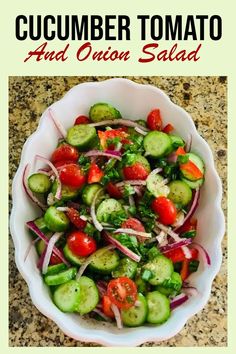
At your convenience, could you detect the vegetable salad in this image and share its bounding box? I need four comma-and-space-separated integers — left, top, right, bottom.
23, 102, 210, 328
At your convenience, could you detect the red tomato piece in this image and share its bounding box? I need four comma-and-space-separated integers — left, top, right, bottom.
121, 218, 145, 232
67, 231, 97, 257
74, 115, 90, 125
98, 128, 129, 150
180, 259, 189, 280
177, 218, 197, 235
106, 182, 123, 199
107, 277, 137, 309
49, 252, 63, 265
123, 163, 149, 180
66, 208, 87, 229
151, 196, 177, 225
175, 147, 186, 156
59, 164, 86, 188
147, 109, 163, 131
102, 295, 115, 318
51, 144, 79, 164
54, 160, 76, 169
87, 163, 104, 184
164, 247, 199, 263
163, 123, 174, 133
180, 161, 203, 180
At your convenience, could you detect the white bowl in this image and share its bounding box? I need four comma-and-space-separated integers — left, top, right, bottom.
10, 78, 225, 347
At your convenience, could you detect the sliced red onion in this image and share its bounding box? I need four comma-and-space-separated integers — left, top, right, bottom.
148, 167, 162, 177
48, 108, 67, 139
191, 242, 211, 266
92, 308, 112, 322
160, 238, 192, 253
104, 232, 141, 262
36, 169, 51, 176
96, 280, 107, 297
128, 195, 135, 207
56, 207, 70, 212
167, 152, 178, 164
24, 237, 40, 262
42, 232, 63, 274
116, 180, 146, 187
26, 221, 70, 266
134, 127, 147, 136
111, 304, 123, 329
174, 189, 200, 233
114, 228, 151, 238
85, 150, 121, 161
133, 186, 143, 197
182, 286, 199, 297
35, 155, 62, 199
181, 246, 192, 259
91, 189, 104, 232
172, 211, 185, 228
67, 201, 80, 210
170, 293, 189, 310
185, 134, 192, 153
89, 119, 149, 132
22, 164, 47, 210
104, 149, 122, 157
155, 222, 182, 242
155, 230, 168, 247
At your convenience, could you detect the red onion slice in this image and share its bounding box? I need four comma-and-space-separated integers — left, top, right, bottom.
155, 222, 182, 242
22, 164, 47, 210
35, 155, 62, 199
91, 189, 104, 232
181, 246, 192, 259
159, 238, 192, 253
182, 286, 199, 297
191, 242, 211, 266
170, 293, 189, 310
174, 189, 200, 233
114, 228, 152, 238
111, 304, 123, 329
89, 119, 149, 132
26, 221, 70, 266
148, 167, 162, 177
116, 180, 146, 187
185, 134, 192, 153
24, 237, 40, 262
42, 232, 64, 274
48, 108, 67, 139
104, 232, 141, 262
155, 230, 168, 247
92, 308, 112, 322
128, 195, 135, 207
85, 150, 122, 161
96, 280, 107, 297
134, 127, 147, 136
104, 149, 122, 157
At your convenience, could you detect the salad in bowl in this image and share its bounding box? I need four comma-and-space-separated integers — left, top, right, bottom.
10, 78, 224, 346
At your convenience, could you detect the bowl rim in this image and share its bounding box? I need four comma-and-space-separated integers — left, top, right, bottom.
10, 78, 225, 346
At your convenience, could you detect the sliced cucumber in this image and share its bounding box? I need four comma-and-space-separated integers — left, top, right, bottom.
75, 276, 99, 314
36, 239, 47, 255
44, 206, 70, 232
147, 173, 170, 198
28, 173, 52, 194
155, 271, 182, 296
121, 293, 148, 327
89, 102, 121, 122
63, 244, 87, 266
82, 183, 104, 206
168, 180, 192, 207
180, 176, 204, 189
146, 291, 171, 324
53, 280, 81, 312
96, 198, 124, 223
45, 263, 67, 276
180, 152, 205, 181
170, 135, 185, 148
89, 247, 120, 274
135, 276, 151, 294
112, 257, 138, 279
144, 131, 172, 158
44, 267, 77, 286
51, 181, 80, 201
66, 124, 97, 151
142, 255, 174, 286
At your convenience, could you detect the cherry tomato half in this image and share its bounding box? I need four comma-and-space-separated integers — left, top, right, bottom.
107, 277, 137, 309
151, 196, 177, 225
106, 182, 123, 199
123, 163, 149, 180
67, 231, 97, 257
102, 295, 115, 318
51, 144, 79, 164
59, 164, 86, 188
74, 115, 90, 125
165, 247, 198, 263
121, 218, 145, 233
147, 109, 163, 131
66, 207, 87, 229
87, 163, 104, 184
49, 252, 63, 265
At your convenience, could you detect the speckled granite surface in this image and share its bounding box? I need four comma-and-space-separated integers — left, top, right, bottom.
9, 76, 227, 347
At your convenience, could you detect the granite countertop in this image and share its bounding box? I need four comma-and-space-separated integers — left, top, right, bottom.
9, 76, 227, 347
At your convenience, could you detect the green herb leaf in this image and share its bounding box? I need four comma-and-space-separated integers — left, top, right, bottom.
78, 154, 91, 173
123, 184, 135, 197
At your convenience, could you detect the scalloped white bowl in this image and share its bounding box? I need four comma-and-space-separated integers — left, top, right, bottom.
10, 78, 225, 346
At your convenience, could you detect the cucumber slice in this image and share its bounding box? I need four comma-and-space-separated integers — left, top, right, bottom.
168, 180, 192, 207
44, 267, 77, 286
63, 244, 87, 266
82, 183, 104, 206
66, 124, 97, 151
180, 152, 205, 181
44, 206, 70, 232
51, 181, 80, 201
44, 263, 67, 276
170, 135, 185, 148
135, 276, 151, 294
89, 102, 121, 122
36, 239, 47, 255
143, 255, 174, 286
121, 293, 148, 327
53, 280, 81, 312
155, 271, 182, 296
112, 257, 138, 279
28, 173, 52, 194
180, 176, 204, 189
146, 291, 171, 324
144, 131, 172, 158
75, 276, 99, 314
89, 247, 120, 274
96, 198, 124, 223
147, 173, 170, 198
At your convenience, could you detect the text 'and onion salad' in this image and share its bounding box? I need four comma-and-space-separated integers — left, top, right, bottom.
23, 102, 210, 328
